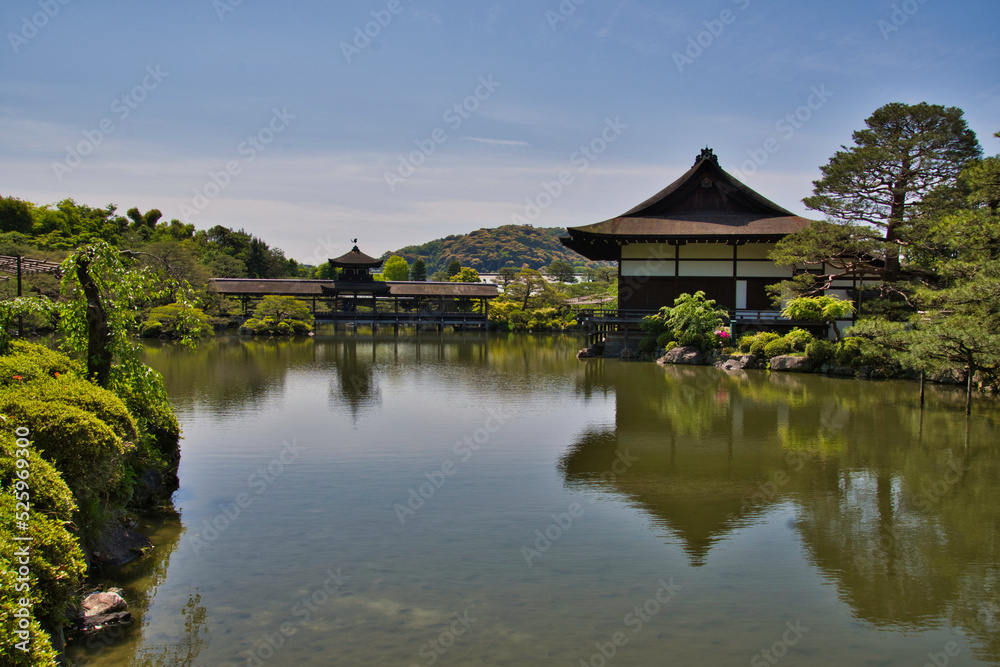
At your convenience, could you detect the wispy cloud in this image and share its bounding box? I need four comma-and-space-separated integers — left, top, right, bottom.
463, 137, 530, 147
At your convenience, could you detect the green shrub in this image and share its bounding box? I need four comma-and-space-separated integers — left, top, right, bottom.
784, 328, 815, 352
240, 317, 313, 336
0, 493, 86, 625
0, 433, 76, 522
664, 341, 679, 353
0, 341, 83, 388
655, 331, 674, 348
0, 398, 133, 503
835, 337, 866, 367
806, 340, 836, 365
639, 307, 671, 335
117, 385, 180, 464
638, 337, 658, 356
7, 376, 139, 444
141, 319, 164, 337
140, 303, 213, 340
747, 332, 781, 357
763, 338, 793, 358
0, 563, 61, 666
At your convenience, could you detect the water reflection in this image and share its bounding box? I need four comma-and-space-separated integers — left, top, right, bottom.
564, 360, 1000, 661
64, 510, 204, 666
132, 592, 209, 667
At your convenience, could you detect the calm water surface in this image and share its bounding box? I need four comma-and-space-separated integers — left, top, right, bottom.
66, 332, 1000, 666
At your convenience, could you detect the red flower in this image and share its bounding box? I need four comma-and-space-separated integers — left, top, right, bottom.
12, 375, 22, 381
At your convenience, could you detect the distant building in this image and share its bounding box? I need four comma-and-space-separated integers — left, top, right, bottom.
560, 148, 815, 314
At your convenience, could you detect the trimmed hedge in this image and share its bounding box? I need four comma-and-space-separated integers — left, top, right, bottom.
0, 340, 83, 388
5, 377, 139, 445
806, 340, 836, 365
0, 399, 133, 503
763, 338, 793, 358
0, 563, 61, 666
0, 433, 76, 523
0, 493, 86, 626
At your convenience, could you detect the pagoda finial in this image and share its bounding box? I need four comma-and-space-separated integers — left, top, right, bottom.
696, 147, 719, 166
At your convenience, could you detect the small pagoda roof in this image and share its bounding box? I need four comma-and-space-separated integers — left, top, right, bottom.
561, 148, 816, 260
330, 245, 384, 268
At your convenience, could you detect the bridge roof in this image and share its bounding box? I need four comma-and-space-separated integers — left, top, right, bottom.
209, 278, 499, 298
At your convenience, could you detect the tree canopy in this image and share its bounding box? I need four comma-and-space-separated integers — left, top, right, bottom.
774, 102, 982, 291
382, 255, 409, 281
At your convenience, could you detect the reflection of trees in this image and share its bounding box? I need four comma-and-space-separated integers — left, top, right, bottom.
142, 337, 316, 410
63, 509, 205, 665
563, 361, 1000, 660
133, 591, 209, 667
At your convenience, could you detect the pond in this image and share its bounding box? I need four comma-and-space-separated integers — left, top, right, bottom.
65, 331, 1000, 666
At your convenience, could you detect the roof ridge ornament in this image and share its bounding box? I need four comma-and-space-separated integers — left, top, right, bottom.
696, 147, 719, 166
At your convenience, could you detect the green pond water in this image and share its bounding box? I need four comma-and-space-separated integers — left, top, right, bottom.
64, 332, 1000, 666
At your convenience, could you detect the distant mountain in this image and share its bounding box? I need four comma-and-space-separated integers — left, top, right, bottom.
383, 225, 609, 274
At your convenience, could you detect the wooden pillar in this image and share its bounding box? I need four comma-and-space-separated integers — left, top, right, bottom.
16, 255, 23, 337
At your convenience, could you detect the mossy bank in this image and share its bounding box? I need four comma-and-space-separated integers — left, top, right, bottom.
0, 341, 180, 666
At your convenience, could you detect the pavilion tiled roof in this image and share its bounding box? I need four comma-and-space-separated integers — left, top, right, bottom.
561, 148, 816, 260
330, 245, 384, 268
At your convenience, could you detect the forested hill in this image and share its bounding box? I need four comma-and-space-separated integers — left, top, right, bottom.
384, 225, 607, 274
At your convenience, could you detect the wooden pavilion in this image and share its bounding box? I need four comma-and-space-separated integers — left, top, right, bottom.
561, 148, 815, 314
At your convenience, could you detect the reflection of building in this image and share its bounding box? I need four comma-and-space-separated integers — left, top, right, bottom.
565, 361, 1000, 661
561, 148, 814, 313
563, 363, 799, 566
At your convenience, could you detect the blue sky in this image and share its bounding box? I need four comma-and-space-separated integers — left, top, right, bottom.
2, 0, 998, 263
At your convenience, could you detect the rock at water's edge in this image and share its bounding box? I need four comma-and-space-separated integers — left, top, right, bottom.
715, 354, 759, 371
769, 355, 816, 373
657, 346, 703, 366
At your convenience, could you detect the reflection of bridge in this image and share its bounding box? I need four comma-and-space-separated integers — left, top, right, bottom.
209, 278, 500, 331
